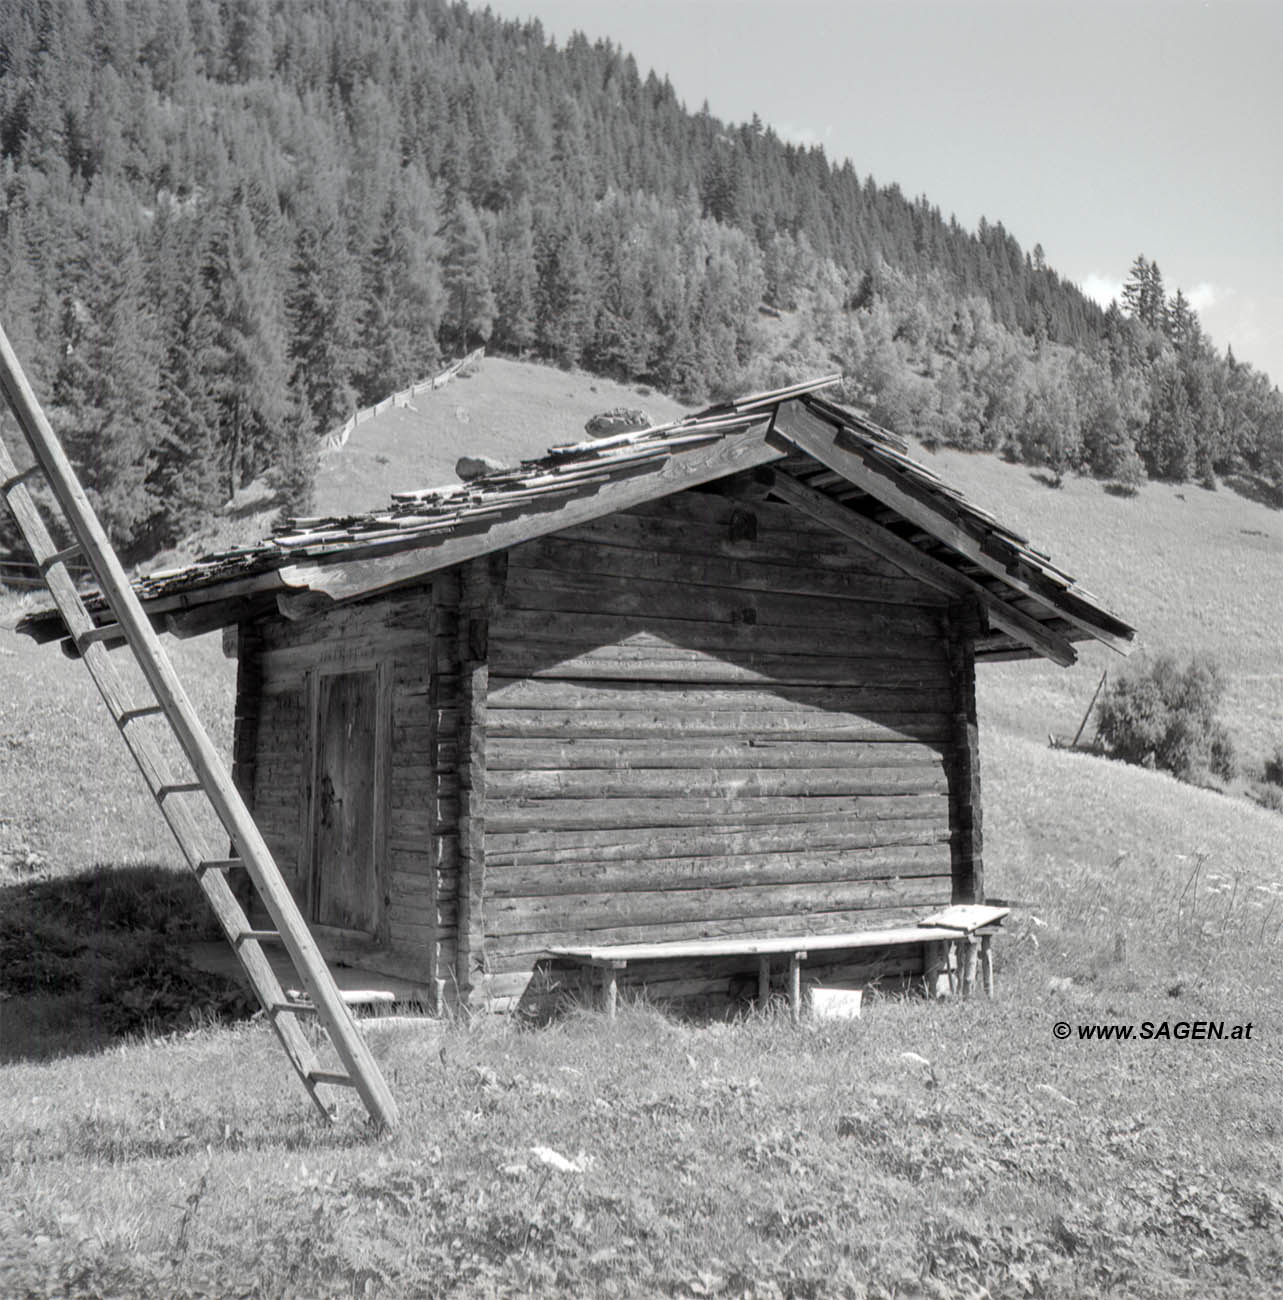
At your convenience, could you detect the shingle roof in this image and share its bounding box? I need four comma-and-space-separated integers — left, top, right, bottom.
18, 376, 1134, 663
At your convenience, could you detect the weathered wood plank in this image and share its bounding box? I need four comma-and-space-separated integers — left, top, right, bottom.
488, 608, 947, 665
487, 764, 948, 801
487, 792, 949, 833
486, 817, 952, 865
485, 738, 944, 772
487, 709, 951, 746
491, 844, 951, 897
488, 641, 948, 686
948, 606, 984, 904
487, 677, 952, 714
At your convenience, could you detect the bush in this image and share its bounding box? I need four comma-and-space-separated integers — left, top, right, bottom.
1096, 653, 1236, 783
1264, 745, 1283, 788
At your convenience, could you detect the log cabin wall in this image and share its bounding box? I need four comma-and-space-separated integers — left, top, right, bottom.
236, 580, 458, 998
480, 487, 971, 1009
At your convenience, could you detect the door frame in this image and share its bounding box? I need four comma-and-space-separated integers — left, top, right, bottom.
301, 658, 392, 948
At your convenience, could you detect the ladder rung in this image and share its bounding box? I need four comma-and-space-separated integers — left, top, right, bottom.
1, 463, 42, 493
39, 542, 82, 571
235, 929, 281, 945
273, 1000, 319, 1017
156, 781, 204, 798
77, 622, 122, 647
117, 704, 165, 725
308, 1069, 357, 1089
196, 857, 242, 875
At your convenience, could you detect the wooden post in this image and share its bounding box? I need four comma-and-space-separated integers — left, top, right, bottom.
757, 955, 771, 1008
960, 936, 979, 996
229, 622, 263, 914
948, 605, 984, 905
980, 934, 994, 996
601, 962, 623, 1018
788, 951, 806, 1022
455, 559, 491, 1012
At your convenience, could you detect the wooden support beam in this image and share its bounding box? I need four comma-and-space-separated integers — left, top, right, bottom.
757, 955, 771, 1008
788, 951, 806, 1022
455, 558, 491, 1012
948, 605, 984, 906
764, 468, 1079, 667
771, 400, 1134, 656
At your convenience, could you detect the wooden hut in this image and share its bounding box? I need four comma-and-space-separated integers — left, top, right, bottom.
23, 377, 1135, 1013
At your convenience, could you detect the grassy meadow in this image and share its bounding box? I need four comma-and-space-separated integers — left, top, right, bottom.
2, 362, 1282, 1298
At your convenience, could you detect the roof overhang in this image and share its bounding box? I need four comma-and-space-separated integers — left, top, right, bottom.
16, 376, 1135, 665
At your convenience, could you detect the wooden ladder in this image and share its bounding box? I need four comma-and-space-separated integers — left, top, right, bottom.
0, 324, 398, 1132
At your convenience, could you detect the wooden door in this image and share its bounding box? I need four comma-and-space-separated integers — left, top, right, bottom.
310, 668, 382, 935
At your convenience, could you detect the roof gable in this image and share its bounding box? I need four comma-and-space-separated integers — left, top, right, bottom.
19, 377, 1135, 664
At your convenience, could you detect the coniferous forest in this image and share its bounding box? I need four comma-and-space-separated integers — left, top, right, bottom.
1, 0, 1281, 557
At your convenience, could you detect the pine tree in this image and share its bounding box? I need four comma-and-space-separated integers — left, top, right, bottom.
441, 195, 497, 353
490, 198, 538, 355
204, 199, 290, 500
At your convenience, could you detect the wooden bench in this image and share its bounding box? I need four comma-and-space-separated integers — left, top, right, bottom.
548, 904, 1009, 1019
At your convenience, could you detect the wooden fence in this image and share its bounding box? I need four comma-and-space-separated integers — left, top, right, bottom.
320, 347, 485, 455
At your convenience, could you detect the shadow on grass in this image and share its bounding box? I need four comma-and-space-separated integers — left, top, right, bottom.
0, 863, 255, 1065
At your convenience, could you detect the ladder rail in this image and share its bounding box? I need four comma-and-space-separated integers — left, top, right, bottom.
0, 324, 398, 1131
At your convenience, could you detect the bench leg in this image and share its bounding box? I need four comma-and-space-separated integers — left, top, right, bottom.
788, 952, 805, 1023
923, 941, 948, 998
980, 934, 994, 997
960, 937, 979, 997
600, 965, 620, 1018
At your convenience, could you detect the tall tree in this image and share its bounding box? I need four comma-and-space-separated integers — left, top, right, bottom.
441, 195, 497, 353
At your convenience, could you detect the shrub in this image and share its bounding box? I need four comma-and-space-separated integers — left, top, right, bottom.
1096, 653, 1236, 783
1264, 745, 1283, 788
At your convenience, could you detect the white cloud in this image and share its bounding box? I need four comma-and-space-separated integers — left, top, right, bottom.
1186, 282, 1217, 312
1080, 273, 1123, 309
775, 121, 831, 149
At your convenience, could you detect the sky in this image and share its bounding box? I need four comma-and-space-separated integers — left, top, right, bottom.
481, 0, 1283, 384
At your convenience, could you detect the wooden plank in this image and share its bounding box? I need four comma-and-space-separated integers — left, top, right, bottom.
487, 817, 952, 866
279, 423, 788, 603
772, 403, 1132, 655
488, 607, 948, 665
543, 921, 960, 964
485, 737, 944, 772
486, 792, 950, 833
491, 844, 951, 898
764, 466, 1079, 667
487, 677, 952, 714
920, 903, 1009, 931
488, 764, 948, 800
488, 642, 948, 687
487, 708, 951, 744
